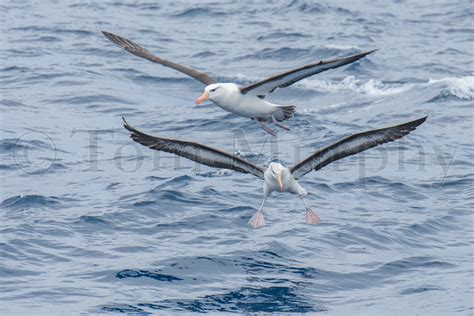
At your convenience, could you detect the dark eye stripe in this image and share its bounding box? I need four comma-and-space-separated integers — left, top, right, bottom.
210, 86, 219, 92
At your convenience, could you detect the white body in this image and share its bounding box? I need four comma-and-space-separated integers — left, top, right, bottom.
205, 83, 289, 121
263, 163, 307, 197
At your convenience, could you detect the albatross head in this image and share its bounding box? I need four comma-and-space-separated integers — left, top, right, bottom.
195, 83, 236, 105
269, 162, 285, 192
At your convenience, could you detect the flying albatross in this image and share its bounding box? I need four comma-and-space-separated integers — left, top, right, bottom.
103, 31, 376, 135
122, 115, 427, 228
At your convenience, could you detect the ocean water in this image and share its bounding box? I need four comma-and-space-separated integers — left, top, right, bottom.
1, 0, 473, 314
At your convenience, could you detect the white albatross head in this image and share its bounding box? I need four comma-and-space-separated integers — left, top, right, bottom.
269, 162, 285, 192
195, 83, 238, 105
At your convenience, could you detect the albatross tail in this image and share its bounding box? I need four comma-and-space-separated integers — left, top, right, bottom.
273, 105, 296, 122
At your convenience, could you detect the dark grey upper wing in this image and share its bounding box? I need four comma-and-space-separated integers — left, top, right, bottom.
123, 118, 265, 179
102, 31, 217, 86
290, 116, 427, 180
240, 50, 376, 97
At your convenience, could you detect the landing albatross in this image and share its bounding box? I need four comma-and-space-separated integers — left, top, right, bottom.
103, 31, 376, 135
122, 115, 427, 228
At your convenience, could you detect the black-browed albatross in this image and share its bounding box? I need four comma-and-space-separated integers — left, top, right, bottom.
122, 115, 427, 228
103, 31, 376, 135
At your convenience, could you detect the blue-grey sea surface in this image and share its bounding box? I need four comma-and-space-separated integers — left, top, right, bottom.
1, 0, 473, 314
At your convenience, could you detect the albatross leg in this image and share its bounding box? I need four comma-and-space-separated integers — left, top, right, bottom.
256, 119, 277, 136
272, 115, 290, 131
248, 197, 267, 228
300, 196, 320, 225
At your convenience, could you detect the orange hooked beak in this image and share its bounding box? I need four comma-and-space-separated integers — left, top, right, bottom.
195, 91, 209, 105
276, 172, 284, 192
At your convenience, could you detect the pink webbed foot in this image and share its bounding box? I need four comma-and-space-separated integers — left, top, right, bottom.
248, 211, 265, 228
306, 208, 321, 225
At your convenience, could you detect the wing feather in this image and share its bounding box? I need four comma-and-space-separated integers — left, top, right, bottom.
240, 50, 376, 97
123, 118, 264, 179
102, 31, 217, 86
290, 116, 427, 179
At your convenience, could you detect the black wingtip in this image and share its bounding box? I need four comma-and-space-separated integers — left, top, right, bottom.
122, 116, 135, 134
396, 114, 428, 132
121, 117, 156, 144
341, 49, 378, 64
101, 30, 113, 38
102, 31, 118, 45
358, 49, 378, 58
412, 114, 428, 127
101, 30, 125, 46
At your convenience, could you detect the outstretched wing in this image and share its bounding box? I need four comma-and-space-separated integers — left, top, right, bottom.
102, 31, 217, 86
123, 118, 264, 179
290, 116, 427, 180
240, 50, 376, 97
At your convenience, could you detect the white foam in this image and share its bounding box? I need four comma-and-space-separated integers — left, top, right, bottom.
226, 74, 474, 100
428, 76, 474, 100
322, 44, 361, 51
297, 76, 410, 97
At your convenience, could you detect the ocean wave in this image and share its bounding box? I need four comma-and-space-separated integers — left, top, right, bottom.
217, 73, 257, 85
427, 76, 474, 101
101, 305, 146, 314
0, 194, 61, 209
0, 66, 29, 72
10, 26, 93, 36
297, 76, 410, 97
106, 2, 161, 10
130, 74, 192, 85
257, 31, 311, 41
172, 7, 226, 18
235, 47, 312, 61
0, 164, 17, 171
196, 169, 233, 177
155, 285, 319, 313
76, 215, 109, 225
0, 137, 56, 154
144, 175, 168, 182
321, 44, 363, 51
191, 51, 217, 59
379, 256, 454, 272
257, 45, 368, 62
279, 0, 328, 14
116, 269, 182, 282
275, 0, 357, 17
105, 253, 321, 312
25, 162, 68, 175
51, 94, 133, 106
34, 36, 61, 42
292, 75, 473, 100
102, 253, 453, 313
400, 286, 442, 295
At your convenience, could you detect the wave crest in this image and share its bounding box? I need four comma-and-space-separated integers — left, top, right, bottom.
298, 76, 410, 97
0, 194, 60, 209
428, 76, 474, 101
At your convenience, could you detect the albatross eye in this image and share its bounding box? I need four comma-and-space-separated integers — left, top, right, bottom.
210, 86, 219, 92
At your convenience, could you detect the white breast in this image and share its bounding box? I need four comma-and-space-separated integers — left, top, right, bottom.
263, 168, 307, 196
212, 83, 278, 119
